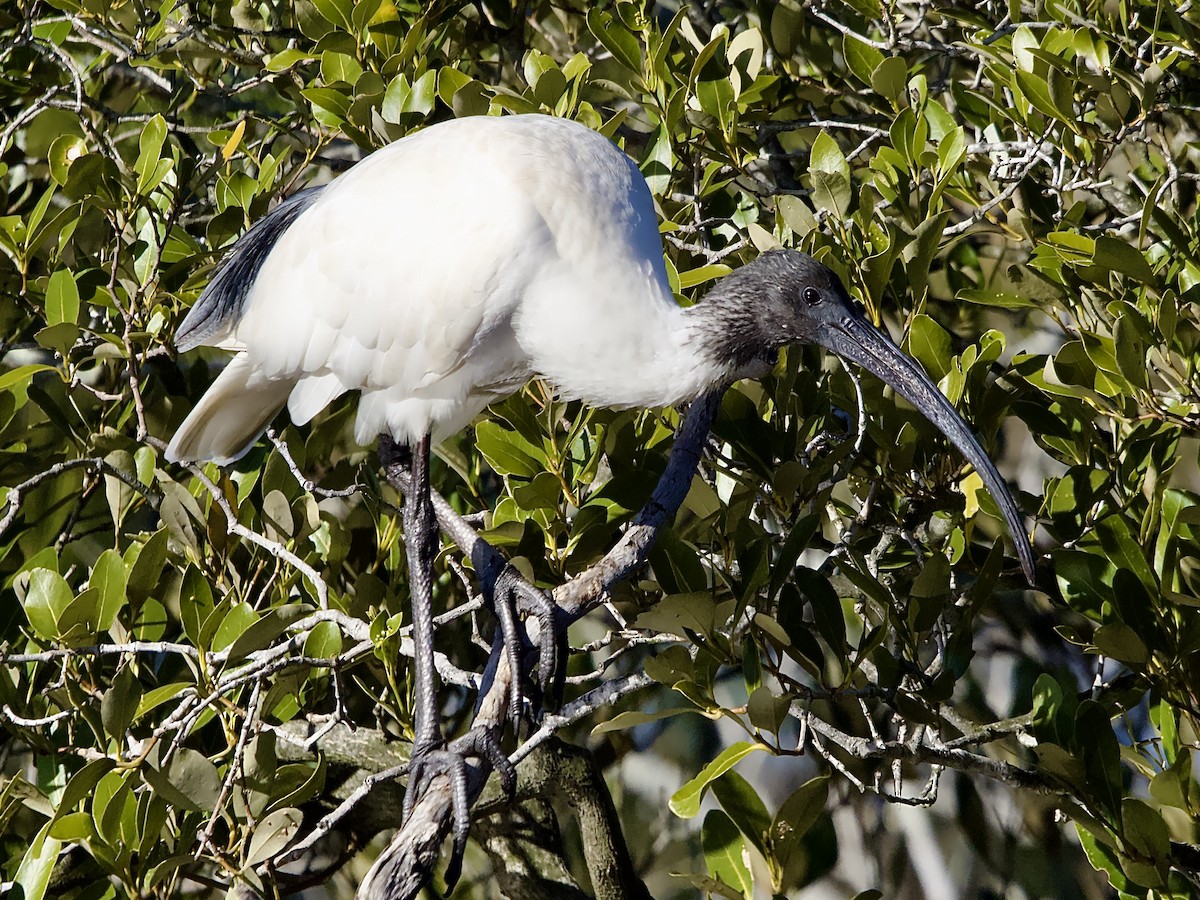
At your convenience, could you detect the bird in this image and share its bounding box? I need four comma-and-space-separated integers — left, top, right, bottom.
166, 112, 1037, 885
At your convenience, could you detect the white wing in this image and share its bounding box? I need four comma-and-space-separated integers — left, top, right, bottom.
169, 115, 681, 462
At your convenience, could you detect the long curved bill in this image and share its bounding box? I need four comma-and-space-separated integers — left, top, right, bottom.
821, 314, 1037, 586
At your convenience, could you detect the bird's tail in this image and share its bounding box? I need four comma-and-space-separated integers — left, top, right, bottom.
166, 354, 294, 464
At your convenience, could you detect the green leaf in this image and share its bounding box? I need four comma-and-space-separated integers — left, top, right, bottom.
702, 809, 753, 898
697, 75, 735, 131
670, 742, 767, 818
14, 821, 62, 900
634, 592, 717, 640
101, 666, 142, 740
245, 807, 304, 866
89, 548, 127, 632
381, 71, 434, 124
798, 568, 846, 653
52, 758, 115, 825
126, 528, 169, 602
1076, 823, 1131, 891
746, 685, 791, 735
936, 125, 966, 174
47, 136, 85, 186
586, 9, 642, 73
406, 70, 437, 116
777, 195, 816, 237
1092, 623, 1149, 665
871, 56, 907, 101
48, 811, 95, 842
591, 707, 701, 735
24, 568, 74, 640
143, 747, 220, 813
905, 314, 954, 381
45, 269, 79, 327
265, 49, 313, 72
810, 131, 849, 179
213, 602, 259, 652
225, 610, 290, 661
1094, 236, 1153, 281
475, 421, 544, 478
262, 488, 295, 539
0, 363, 56, 393
1111, 315, 1147, 390
320, 50, 362, 84
310, 0, 352, 30
844, 35, 885, 85
678, 264, 732, 289
303, 620, 343, 659
809, 132, 851, 216
810, 171, 850, 217
301, 87, 352, 125
741, 635, 762, 696
135, 115, 170, 194
1122, 798, 1169, 861
958, 288, 1040, 308
640, 121, 673, 196
136, 683, 193, 721
711, 770, 772, 858
1076, 701, 1122, 817
36, 321, 78, 356
1154, 699, 1178, 765
769, 774, 829, 889
1015, 69, 1068, 123
350, 0, 383, 31
1094, 516, 1157, 593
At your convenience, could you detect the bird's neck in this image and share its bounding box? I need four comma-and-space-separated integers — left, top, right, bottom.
519, 276, 772, 409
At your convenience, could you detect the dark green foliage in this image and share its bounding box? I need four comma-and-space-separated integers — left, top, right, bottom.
2, 0, 1199, 897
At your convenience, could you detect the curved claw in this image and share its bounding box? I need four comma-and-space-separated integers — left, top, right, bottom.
402, 744, 473, 892
488, 567, 526, 730
403, 728, 517, 893
453, 728, 517, 798
491, 566, 567, 720
520, 583, 566, 707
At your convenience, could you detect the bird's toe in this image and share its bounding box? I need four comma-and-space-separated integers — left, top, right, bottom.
492, 566, 567, 714
403, 743, 475, 892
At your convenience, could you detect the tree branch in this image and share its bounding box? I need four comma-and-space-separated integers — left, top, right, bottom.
356, 392, 722, 898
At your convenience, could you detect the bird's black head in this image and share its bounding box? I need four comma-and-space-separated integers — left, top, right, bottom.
700, 247, 868, 374
701, 249, 867, 365
701, 248, 1037, 585
761, 249, 867, 345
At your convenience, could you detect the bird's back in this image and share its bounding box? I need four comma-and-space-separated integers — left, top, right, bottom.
169, 115, 675, 461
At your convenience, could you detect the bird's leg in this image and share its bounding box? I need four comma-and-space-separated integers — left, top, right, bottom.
398, 434, 478, 881
379, 436, 566, 726
403, 433, 441, 756
391, 434, 525, 890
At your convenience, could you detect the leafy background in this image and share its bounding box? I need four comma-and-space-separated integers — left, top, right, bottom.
2, 0, 1199, 897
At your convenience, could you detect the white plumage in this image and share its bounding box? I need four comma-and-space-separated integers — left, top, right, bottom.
167, 115, 733, 464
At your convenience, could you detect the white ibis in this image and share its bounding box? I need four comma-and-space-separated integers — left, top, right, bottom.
166, 113, 1037, 883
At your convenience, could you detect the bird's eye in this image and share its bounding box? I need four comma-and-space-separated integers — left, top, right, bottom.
802, 287, 822, 306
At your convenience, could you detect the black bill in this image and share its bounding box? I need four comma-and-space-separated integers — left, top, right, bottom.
823, 314, 1037, 585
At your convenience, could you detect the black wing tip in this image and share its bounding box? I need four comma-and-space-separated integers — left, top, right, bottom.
173, 186, 326, 351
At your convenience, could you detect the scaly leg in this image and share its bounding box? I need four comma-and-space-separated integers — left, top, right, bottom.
380, 435, 566, 725
393, 434, 523, 890
402, 433, 440, 758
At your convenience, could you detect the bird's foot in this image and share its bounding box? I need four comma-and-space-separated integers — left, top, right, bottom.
404, 728, 515, 891
489, 565, 568, 728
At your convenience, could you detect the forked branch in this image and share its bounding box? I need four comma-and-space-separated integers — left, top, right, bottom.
358, 391, 722, 899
